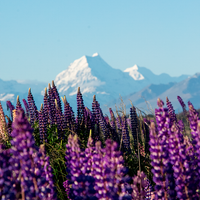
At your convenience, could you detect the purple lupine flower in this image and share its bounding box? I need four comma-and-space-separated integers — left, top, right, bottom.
177, 95, 187, 114
62, 95, 75, 131
126, 117, 131, 129
116, 115, 122, 143
144, 178, 154, 200
43, 87, 50, 126
178, 119, 185, 133
38, 144, 57, 199
84, 107, 93, 133
64, 134, 97, 199
121, 115, 131, 153
149, 119, 169, 199
155, 98, 177, 199
52, 80, 62, 112
38, 104, 47, 144
130, 106, 138, 152
55, 99, 64, 139
5, 115, 12, 136
166, 97, 177, 127
92, 139, 132, 199
0, 144, 17, 199
22, 98, 30, 119
107, 109, 120, 144
27, 88, 39, 126
109, 108, 116, 129
9, 108, 57, 199
131, 170, 148, 199
169, 123, 196, 199
48, 83, 56, 126
96, 101, 108, 140
15, 95, 22, 110
76, 87, 85, 133
64, 134, 133, 200
92, 95, 100, 142
186, 104, 200, 192
6, 100, 15, 120
62, 96, 69, 127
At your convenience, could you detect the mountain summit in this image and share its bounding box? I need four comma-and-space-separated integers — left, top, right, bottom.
54, 54, 144, 105
0, 53, 191, 116
124, 65, 145, 80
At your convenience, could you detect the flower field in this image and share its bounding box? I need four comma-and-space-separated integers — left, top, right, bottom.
0, 80, 200, 199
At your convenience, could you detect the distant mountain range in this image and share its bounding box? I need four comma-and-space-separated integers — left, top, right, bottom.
1, 53, 198, 117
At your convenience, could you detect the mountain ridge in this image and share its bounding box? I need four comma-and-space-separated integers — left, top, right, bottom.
0, 53, 194, 117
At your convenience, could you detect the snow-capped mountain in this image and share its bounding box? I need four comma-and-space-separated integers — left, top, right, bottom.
54, 53, 144, 99
0, 53, 192, 117
53, 53, 189, 112
124, 65, 145, 80
105, 73, 200, 115
124, 64, 190, 84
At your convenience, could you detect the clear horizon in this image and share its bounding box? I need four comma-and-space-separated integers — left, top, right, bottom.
0, 1, 200, 83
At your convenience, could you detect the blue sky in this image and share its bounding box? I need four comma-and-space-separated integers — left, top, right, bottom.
0, 0, 200, 83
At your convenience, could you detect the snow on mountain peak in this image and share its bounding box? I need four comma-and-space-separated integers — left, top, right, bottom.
124, 64, 145, 80
54, 54, 105, 95
92, 53, 99, 57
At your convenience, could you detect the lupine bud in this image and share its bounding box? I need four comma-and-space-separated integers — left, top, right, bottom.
16, 95, 22, 110
0, 101, 7, 142
6, 100, 15, 121
22, 98, 30, 119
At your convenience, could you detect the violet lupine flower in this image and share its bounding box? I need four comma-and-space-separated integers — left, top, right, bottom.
155, 98, 177, 199
38, 104, 47, 144
126, 118, 131, 129
121, 115, 131, 153
64, 134, 133, 200
62, 96, 75, 131
27, 88, 39, 126
9, 108, 57, 199
15, 95, 22, 110
131, 170, 148, 200
166, 97, 177, 127
109, 108, 116, 129
92, 95, 100, 142
48, 83, 56, 126
22, 98, 30, 119
0, 144, 16, 199
187, 104, 200, 190
64, 134, 97, 199
55, 99, 64, 140
130, 106, 138, 152
178, 119, 185, 133
169, 124, 196, 199
106, 109, 119, 144
97, 102, 109, 140
6, 100, 15, 121
166, 104, 195, 199
91, 139, 132, 199
84, 107, 93, 133
76, 87, 85, 134
149, 120, 167, 199
177, 95, 187, 114
52, 80, 62, 112
43, 88, 50, 126
144, 178, 153, 200
38, 144, 57, 199
116, 115, 122, 144
5, 115, 12, 136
